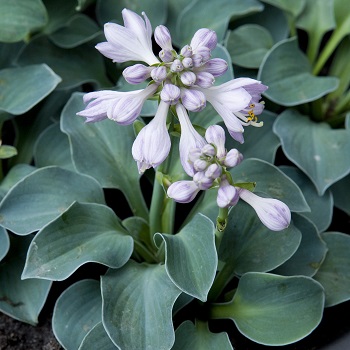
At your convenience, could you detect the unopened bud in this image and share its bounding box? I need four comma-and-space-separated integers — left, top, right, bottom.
122, 64, 152, 85
151, 66, 167, 83
193, 159, 209, 172
170, 59, 184, 72
181, 88, 206, 112
167, 180, 199, 203
160, 84, 181, 105
205, 163, 222, 179
193, 171, 213, 190
154, 25, 173, 50
191, 28, 217, 51
180, 45, 192, 57
159, 49, 174, 62
180, 71, 197, 86
195, 71, 215, 88
201, 144, 216, 157
201, 58, 228, 77
224, 149, 243, 168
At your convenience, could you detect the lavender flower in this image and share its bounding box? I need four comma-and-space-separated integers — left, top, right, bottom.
78, 8, 268, 174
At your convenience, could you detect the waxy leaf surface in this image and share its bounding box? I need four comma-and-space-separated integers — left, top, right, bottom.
274, 109, 350, 195
53, 279, 102, 350
101, 261, 181, 350
156, 214, 217, 302
79, 322, 117, 350
23, 202, 133, 281
0, 227, 9, 261
0, 166, 105, 235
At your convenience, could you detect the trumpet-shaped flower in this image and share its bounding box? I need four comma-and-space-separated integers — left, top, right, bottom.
96, 9, 159, 65
132, 101, 171, 174
238, 188, 291, 231
176, 104, 206, 176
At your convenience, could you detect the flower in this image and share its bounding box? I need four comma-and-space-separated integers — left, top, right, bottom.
217, 178, 239, 208
167, 181, 200, 203
77, 84, 158, 125
78, 8, 268, 175
96, 9, 159, 65
132, 100, 171, 174
176, 104, 206, 177
238, 188, 291, 231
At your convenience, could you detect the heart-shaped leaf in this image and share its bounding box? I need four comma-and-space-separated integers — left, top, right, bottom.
101, 261, 181, 350
49, 14, 101, 49
0, 0, 47, 42
280, 166, 333, 232
156, 213, 217, 302
22, 202, 133, 281
79, 322, 117, 350
173, 320, 233, 350
34, 123, 75, 170
226, 24, 274, 69
273, 109, 350, 195
16, 36, 110, 90
61, 93, 148, 220
0, 64, 61, 115
0, 166, 105, 235
211, 272, 325, 345
53, 279, 102, 350
219, 201, 301, 275
273, 214, 328, 277
175, 0, 263, 47
259, 0, 305, 17
0, 235, 51, 325
230, 158, 310, 212
314, 231, 350, 307
258, 37, 338, 106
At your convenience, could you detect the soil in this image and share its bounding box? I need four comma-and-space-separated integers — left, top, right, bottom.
0, 312, 62, 350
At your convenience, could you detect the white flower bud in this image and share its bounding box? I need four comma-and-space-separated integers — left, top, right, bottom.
188, 147, 202, 163
200, 58, 228, 77
194, 159, 209, 172
167, 180, 200, 203
160, 84, 181, 105
238, 189, 291, 231
217, 179, 239, 208
122, 64, 152, 84
180, 45, 192, 57
180, 71, 197, 86
170, 59, 184, 72
191, 28, 217, 51
181, 88, 206, 112
193, 171, 213, 190
195, 71, 215, 88
151, 66, 167, 83
159, 49, 174, 62
154, 25, 173, 50
182, 57, 193, 68
201, 144, 216, 157
205, 125, 226, 158
205, 163, 222, 179
224, 149, 243, 168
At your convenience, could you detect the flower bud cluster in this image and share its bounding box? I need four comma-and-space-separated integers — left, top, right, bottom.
122, 24, 229, 112
167, 125, 243, 206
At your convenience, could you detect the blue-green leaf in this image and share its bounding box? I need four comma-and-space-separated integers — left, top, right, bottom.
280, 166, 333, 232
258, 37, 338, 106
0, 227, 9, 261
211, 272, 324, 345
16, 37, 110, 90
0, 166, 105, 235
273, 109, 350, 195
219, 201, 301, 275
173, 320, 233, 350
175, 0, 263, 47
101, 261, 181, 350
330, 174, 350, 215
273, 214, 327, 277
230, 158, 310, 212
96, 0, 167, 28
34, 123, 75, 170
61, 93, 148, 220
79, 322, 117, 350
0, 235, 51, 325
22, 202, 133, 281
49, 14, 101, 49
226, 24, 274, 69
53, 279, 102, 350
314, 231, 350, 307
259, 0, 305, 17
0, 64, 61, 115
0, 0, 47, 42
156, 213, 217, 302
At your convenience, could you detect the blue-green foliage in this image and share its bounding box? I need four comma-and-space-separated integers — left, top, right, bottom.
0, 0, 350, 349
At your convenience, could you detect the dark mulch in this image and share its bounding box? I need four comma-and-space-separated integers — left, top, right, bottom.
0, 312, 62, 350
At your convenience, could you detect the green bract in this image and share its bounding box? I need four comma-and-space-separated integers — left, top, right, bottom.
0, 0, 350, 349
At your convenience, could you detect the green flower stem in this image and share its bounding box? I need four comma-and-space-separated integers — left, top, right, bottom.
306, 33, 322, 65
207, 261, 235, 302
210, 300, 234, 320
162, 197, 176, 235
149, 178, 165, 249
133, 241, 157, 264
215, 207, 228, 249
333, 90, 350, 115
313, 27, 345, 75
130, 187, 149, 221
